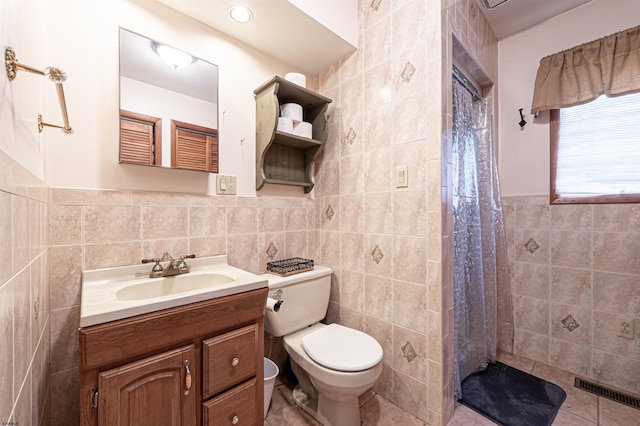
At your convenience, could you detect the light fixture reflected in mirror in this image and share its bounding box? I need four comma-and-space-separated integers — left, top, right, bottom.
229, 4, 253, 23
152, 42, 194, 69
119, 28, 219, 172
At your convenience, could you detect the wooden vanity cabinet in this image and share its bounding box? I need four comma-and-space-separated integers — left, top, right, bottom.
79, 288, 267, 426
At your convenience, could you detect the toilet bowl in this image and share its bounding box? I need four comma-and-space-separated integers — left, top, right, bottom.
264, 266, 383, 426
284, 323, 383, 425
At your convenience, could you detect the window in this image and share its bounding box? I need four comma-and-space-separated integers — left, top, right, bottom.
551, 92, 640, 204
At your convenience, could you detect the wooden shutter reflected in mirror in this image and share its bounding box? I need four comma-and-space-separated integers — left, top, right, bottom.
171, 120, 219, 173
119, 110, 162, 166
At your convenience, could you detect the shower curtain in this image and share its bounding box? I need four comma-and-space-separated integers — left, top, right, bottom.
452, 78, 513, 400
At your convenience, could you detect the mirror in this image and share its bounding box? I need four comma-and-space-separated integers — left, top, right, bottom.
119, 28, 219, 172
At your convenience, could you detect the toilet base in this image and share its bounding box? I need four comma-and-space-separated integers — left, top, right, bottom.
283, 323, 382, 426
292, 385, 318, 417
291, 384, 361, 426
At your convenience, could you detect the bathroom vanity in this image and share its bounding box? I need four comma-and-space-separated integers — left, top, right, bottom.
78, 256, 267, 426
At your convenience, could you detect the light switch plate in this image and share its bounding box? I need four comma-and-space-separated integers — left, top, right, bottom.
396, 166, 408, 188
216, 175, 236, 195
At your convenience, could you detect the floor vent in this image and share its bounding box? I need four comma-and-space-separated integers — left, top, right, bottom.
574, 378, 640, 410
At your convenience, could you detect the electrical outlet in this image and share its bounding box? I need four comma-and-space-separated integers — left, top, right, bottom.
216, 175, 236, 195
617, 319, 634, 340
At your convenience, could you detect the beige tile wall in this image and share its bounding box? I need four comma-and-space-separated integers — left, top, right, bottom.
47, 187, 316, 425
314, 0, 441, 422
441, 0, 499, 424
0, 150, 50, 426
311, 1, 497, 425
504, 195, 640, 397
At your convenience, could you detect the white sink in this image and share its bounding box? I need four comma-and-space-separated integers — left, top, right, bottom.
116, 273, 235, 301
80, 255, 267, 327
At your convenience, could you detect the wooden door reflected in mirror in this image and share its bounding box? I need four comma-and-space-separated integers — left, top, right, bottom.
119, 28, 219, 172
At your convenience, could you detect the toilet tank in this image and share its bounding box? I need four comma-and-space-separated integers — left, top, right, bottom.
263, 265, 332, 337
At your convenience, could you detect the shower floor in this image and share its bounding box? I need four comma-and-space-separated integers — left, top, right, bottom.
449, 351, 638, 426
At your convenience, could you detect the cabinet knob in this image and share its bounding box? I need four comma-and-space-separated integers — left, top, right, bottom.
231, 415, 239, 424
231, 357, 240, 367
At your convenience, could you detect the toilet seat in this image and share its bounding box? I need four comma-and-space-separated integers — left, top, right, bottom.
302, 323, 383, 372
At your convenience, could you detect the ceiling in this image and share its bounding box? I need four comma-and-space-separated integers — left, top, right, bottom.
154, 0, 594, 75
120, 28, 218, 103
156, 0, 356, 75
478, 0, 594, 40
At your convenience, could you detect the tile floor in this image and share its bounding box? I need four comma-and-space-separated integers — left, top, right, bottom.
265, 352, 639, 425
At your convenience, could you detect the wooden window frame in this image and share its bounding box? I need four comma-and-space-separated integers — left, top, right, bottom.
170, 120, 219, 173
119, 109, 162, 166
550, 108, 640, 205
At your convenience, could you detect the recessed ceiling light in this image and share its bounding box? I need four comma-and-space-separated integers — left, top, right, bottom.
152, 42, 194, 69
229, 5, 253, 23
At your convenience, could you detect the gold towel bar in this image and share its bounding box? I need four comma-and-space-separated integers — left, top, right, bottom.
5, 46, 73, 134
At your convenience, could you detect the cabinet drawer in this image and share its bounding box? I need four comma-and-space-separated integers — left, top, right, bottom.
203, 324, 258, 398
203, 378, 257, 426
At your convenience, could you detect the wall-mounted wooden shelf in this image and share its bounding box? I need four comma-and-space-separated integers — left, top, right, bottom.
255, 76, 331, 193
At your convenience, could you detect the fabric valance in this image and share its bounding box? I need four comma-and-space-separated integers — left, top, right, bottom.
531, 25, 640, 114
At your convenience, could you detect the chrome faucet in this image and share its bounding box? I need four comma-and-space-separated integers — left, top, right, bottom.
141, 253, 196, 278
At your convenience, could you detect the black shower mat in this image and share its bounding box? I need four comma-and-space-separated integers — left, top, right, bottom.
459, 361, 566, 426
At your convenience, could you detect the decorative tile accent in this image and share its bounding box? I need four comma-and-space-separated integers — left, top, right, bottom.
401, 62, 416, 83
524, 238, 540, 254
561, 314, 580, 332
33, 290, 40, 322
266, 242, 278, 260
469, 1, 477, 20
370, 0, 382, 12
345, 127, 357, 145
371, 245, 384, 264
401, 341, 417, 363
325, 205, 335, 221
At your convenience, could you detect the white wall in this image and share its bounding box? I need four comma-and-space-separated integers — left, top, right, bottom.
498, 0, 640, 196
0, 0, 47, 178
42, 0, 302, 196
288, 0, 358, 47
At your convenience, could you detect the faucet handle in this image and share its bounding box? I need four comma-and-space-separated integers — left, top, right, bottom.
141, 257, 164, 277
176, 254, 195, 271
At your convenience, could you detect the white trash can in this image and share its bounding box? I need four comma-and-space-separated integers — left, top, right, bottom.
264, 357, 279, 419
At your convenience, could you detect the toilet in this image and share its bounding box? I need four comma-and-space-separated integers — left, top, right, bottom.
264, 266, 383, 426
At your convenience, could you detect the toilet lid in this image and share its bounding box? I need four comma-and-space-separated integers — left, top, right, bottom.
301, 324, 383, 372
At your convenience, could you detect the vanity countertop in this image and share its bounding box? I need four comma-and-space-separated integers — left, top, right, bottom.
80, 255, 267, 327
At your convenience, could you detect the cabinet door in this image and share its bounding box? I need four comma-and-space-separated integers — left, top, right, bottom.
119, 109, 162, 166
171, 120, 218, 173
98, 345, 196, 426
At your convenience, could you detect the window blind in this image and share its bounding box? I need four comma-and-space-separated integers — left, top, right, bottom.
557, 92, 640, 197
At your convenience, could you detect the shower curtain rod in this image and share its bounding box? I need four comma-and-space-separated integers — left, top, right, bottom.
452, 66, 482, 101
